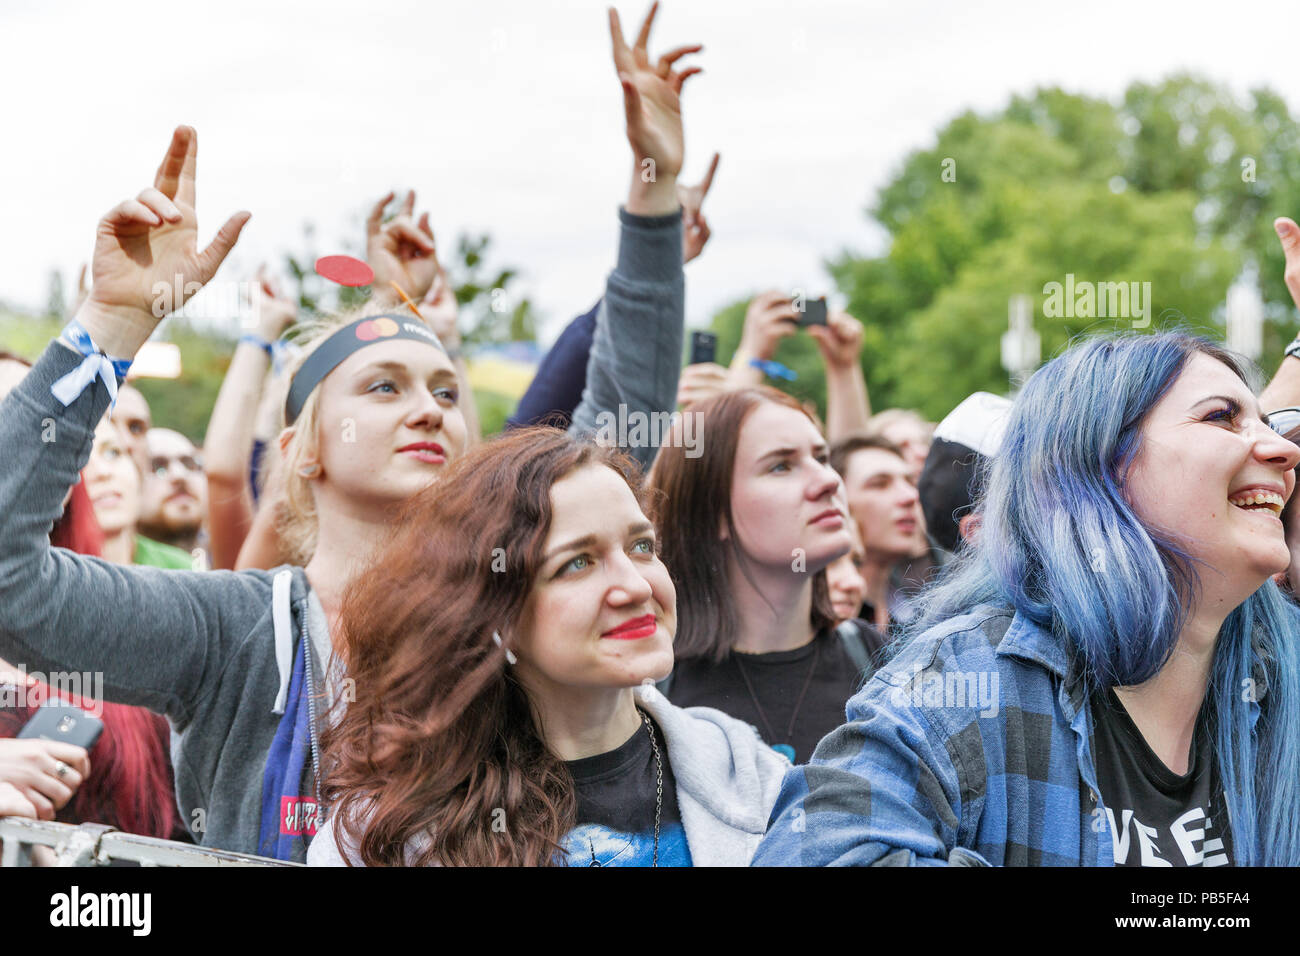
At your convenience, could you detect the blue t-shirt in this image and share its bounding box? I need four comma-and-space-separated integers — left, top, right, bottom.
560, 713, 691, 867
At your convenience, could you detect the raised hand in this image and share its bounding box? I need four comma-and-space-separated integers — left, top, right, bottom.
738, 290, 800, 362
250, 266, 297, 343
70, 263, 90, 318
677, 361, 730, 409
366, 190, 439, 302
419, 267, 462, 352
809, 310, 865, 370
678, 152, 718, 263
610, 2, 703, 214
1276, 218, 1300, 311
79, 126, 250, 358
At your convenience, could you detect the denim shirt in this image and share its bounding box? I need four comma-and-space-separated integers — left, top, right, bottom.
752, 604, 1263, 866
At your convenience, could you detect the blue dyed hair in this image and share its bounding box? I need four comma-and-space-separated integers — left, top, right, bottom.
906, 330, 1300, 866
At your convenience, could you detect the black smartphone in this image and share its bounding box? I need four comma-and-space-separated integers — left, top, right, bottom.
18, 700, 104, 751
798, 297, 828, 327
689, 330, 718, 365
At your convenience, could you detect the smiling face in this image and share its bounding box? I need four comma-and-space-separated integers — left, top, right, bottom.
841, 447, 922, 563
1125, 352, 1300, 601
306, 339, 468, 514
85, 418, 141, 536
728, 401, 852, 575
513, 463, 676, 691
141, 428, 206, 533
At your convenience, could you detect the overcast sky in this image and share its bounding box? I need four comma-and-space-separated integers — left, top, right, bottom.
3, 0, 1299, 346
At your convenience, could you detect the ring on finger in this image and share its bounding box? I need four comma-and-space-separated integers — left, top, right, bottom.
53, 760, 71, 780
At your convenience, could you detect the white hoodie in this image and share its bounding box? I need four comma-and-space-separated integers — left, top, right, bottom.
308, 684, 791, 867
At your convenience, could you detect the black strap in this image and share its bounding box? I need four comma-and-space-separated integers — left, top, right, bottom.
837, 620, 871, 677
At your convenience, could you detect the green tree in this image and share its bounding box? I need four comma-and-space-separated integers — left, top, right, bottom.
712, 74, 1300, 421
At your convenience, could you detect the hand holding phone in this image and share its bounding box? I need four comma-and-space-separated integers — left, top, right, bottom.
19, 699, 104, 751
689, 331, 717, 366
797, 296, 828, 327
0, 735, 92, 819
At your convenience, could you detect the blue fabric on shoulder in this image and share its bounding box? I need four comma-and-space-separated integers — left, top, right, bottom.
258, 639, 315, 860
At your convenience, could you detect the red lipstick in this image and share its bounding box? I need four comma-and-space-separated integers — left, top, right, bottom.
601, 613, 657, 640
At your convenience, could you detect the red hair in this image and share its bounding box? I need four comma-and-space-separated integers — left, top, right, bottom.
50, 478, 106, 555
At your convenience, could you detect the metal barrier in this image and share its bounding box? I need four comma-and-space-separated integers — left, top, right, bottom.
0, 817, 299, 867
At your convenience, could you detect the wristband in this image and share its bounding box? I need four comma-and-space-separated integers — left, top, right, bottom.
51, 320, 133, 408
1286, 339, 1300, 362
239, 334, 274, 358
270, 339, 293, 376
750, 358, 797, 381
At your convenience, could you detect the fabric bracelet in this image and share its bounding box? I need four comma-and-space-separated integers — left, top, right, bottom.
270, 339, 294, 376
51, 320, 133, 408
239, 334, 274, 358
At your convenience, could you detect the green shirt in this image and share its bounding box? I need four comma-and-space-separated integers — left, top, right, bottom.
133, 535, 193, 570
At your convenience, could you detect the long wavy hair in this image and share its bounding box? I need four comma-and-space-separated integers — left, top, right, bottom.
320, 427, 649, 866
649, 386, 836, 663
906, 330, 1300, 866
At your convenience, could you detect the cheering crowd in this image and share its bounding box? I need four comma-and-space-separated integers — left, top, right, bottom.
3, 3, 1300, 867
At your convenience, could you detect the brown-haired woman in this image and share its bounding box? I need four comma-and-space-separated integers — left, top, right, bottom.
309, 428, 789, 866
648, 387, 886, 763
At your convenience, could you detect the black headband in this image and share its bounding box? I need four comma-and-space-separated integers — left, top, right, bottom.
284, 315, 446, 425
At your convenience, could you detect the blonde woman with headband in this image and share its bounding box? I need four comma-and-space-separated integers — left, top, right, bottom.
0, 2, 694, 862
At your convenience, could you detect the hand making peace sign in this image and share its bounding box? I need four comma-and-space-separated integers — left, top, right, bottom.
78, 126, 250, 358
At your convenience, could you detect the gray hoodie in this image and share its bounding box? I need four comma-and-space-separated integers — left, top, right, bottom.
0, 207, 684, 863
307, 684, 791, 866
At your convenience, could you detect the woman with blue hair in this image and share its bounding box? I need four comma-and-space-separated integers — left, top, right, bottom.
752, 330, 1300, 866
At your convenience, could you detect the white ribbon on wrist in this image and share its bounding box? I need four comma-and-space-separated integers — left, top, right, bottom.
50, 321, 131, 408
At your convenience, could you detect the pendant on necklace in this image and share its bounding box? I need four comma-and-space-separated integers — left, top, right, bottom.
773, 743, 796, 761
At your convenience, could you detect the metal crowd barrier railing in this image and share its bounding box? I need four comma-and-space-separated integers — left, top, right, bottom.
0, 817, 299, 867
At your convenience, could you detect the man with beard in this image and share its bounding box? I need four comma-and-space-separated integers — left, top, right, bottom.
138, 427, 208, 563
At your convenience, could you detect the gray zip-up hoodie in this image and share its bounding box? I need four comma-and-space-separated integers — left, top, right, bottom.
0, 207, 684, 863
307, 684, 791, 866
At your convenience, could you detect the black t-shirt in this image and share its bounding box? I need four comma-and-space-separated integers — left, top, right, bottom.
559, 714, 691, 867
665, 623, 881, 764
1091, 687, 1233, 867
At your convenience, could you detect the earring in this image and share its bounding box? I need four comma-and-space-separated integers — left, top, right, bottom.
492, 631, 518, 665
297, 462, 321, 479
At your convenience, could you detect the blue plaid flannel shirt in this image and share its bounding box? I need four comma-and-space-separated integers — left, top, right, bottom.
752, 603, 1263, 866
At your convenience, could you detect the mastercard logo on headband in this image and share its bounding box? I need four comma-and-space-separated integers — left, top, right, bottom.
355, 318, 400, 341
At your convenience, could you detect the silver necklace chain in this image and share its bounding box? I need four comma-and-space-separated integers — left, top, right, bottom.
641, 709, 663, 868
585, 709, 664, 867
